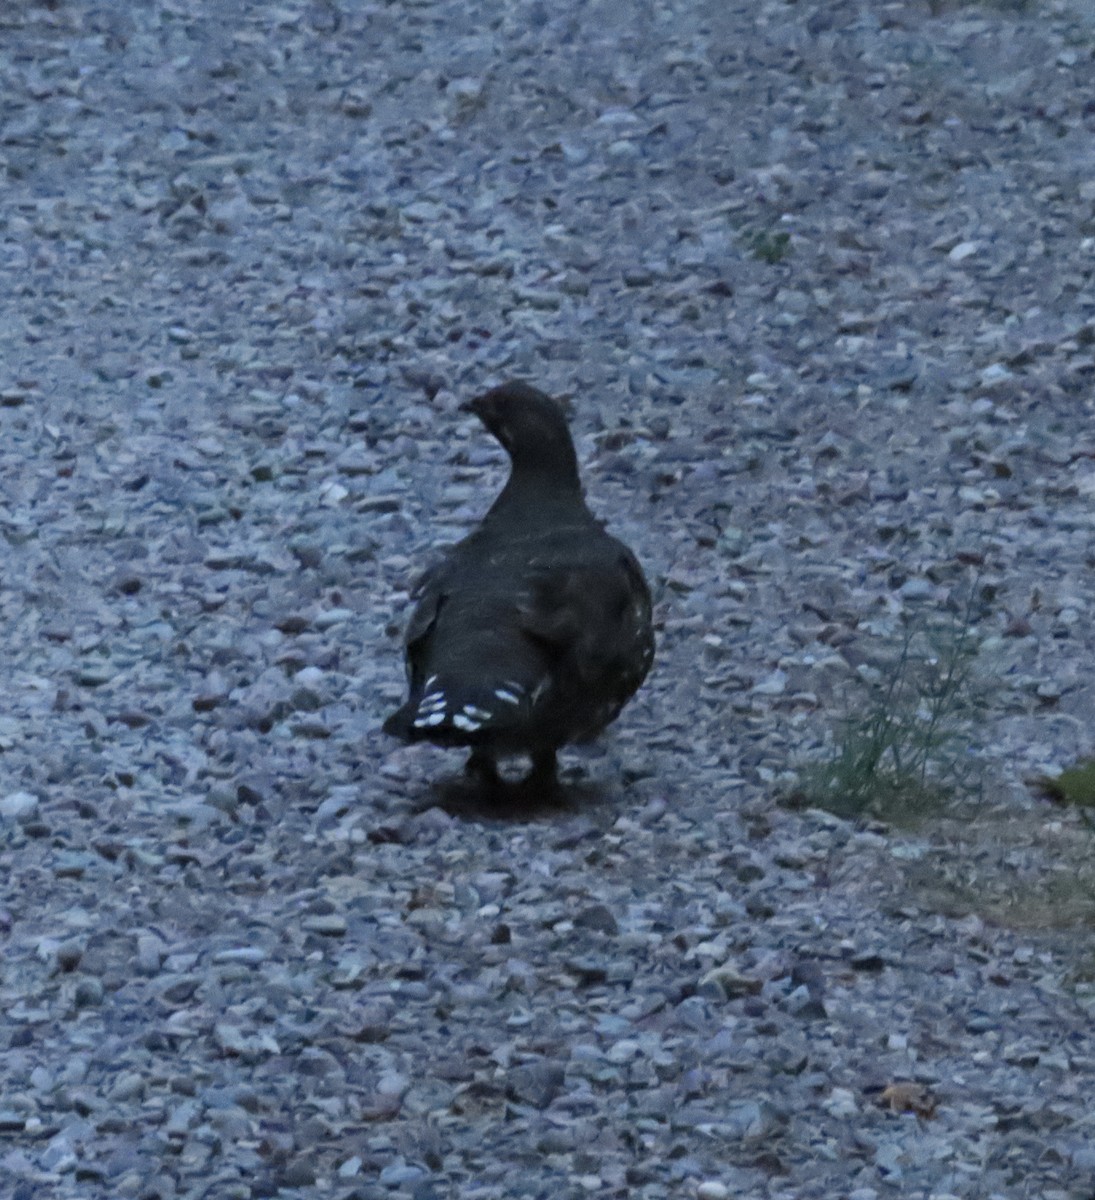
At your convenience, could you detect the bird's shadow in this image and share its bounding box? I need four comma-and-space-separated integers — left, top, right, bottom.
414, 769, 612, 823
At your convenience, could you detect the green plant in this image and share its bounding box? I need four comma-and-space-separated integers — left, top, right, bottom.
746, 229, 791, 264
901, 834, 1095, 932
792, 606, 984, 823
1034, 760, 1095, 810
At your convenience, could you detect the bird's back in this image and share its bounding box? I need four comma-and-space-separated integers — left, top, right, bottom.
385, 514, 653, 755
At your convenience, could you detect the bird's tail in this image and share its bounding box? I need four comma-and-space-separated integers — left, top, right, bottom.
383, 674, 533, 744
381, 702, 419, 741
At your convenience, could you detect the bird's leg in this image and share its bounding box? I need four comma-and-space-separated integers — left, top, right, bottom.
465, 748, 502, 789
525, 749, 559, 792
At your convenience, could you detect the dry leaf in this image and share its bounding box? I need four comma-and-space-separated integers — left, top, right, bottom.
879, 1081, 937, 1118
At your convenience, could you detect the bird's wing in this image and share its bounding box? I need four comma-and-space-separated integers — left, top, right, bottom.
517, 547, 654, 691
402, 558, 452, 677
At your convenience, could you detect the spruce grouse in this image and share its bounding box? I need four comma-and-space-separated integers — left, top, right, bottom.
383, 381, 654, 789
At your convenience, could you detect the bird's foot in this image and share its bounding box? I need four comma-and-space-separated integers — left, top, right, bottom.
520, 750, 561, 798
461, 748, 563, 804
489, 753, 566, 812
464, 749, 503, 790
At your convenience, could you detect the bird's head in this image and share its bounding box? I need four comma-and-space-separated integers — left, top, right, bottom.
462, 382, 581, 488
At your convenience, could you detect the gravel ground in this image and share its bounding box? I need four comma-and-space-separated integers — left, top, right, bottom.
3, 1, 1095, 1197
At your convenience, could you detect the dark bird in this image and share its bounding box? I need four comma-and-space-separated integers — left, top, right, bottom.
383, 381, 654, 792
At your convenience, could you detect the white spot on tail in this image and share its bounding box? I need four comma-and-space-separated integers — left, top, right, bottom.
413, 711, 447, 728
494, 687, 521, 705
452, 713, 481, 731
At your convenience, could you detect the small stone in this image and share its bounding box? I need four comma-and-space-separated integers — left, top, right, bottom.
111, 1072, 146, 1101
378, 1160, 426, 1187
41, 1136, 78, 1172
212, 947, 267, 966
898, 578, 933, 600
1071, 1144, 1095, 1171
824, 1087, 858, 1117
301, 914, 347, 936
948, 240, 979, 262
979, 362, 1013, 388
722, 1099, 781, 1140
250, 458, 277, 482
1, 791, 39, 822
314, 607, 355, 629
74, 662, 115, 687
55, 940, 84, 972
113, 571, 142, 595
160, 974, 201, 1003
279, 1159, 316, 1188
74, 977, 104, 1008
214, 1023, 253, 1056
700, 963, 762, 1000
697, 1183, 730, 1200
204, 785, 241, 818
751, 669, 787, 696
605, 1039, 640, 1065
289, 539, 323, 569
53, 852, 92, 878
566, 956, 609, 984
573, 904, 619, 935
786, 985, 827, 1019
506, 1061, 565, 1108
136, 934, 165, 974
376, 1070, 410, 1098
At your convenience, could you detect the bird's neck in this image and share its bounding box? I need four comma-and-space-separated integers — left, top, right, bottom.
490, 464, 588, 522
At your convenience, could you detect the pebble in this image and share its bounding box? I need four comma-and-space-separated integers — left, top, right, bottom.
605, 1038, 640, 1064
55, 939, 84, 971
948, 240, 980, 262
74, 978, 104, 1008
301, 914, 347, 936
752, 668, 788, 695
0, 791, 38, 821
212, 947, 268, 966
824, 1087, 859, 1118
378, 1160, 426, 1186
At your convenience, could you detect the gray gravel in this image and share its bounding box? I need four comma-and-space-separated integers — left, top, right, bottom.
3, 0, 1095, 1197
